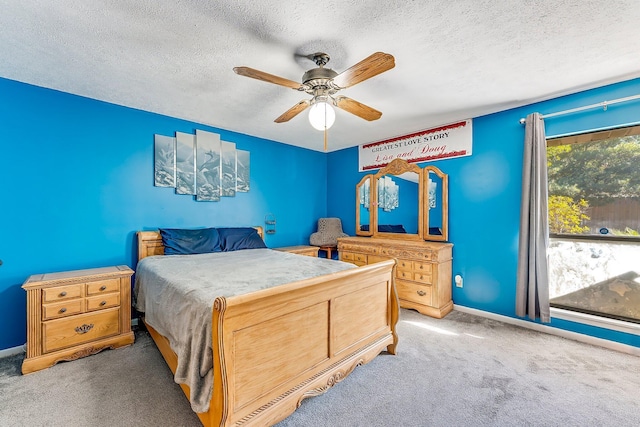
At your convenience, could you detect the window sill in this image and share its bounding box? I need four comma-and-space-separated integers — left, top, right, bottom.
551, 307, 640, 336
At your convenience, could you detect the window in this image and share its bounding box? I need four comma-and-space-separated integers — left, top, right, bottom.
546, 125, 640, 324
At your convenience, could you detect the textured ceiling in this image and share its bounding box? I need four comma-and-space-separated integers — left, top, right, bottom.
1, 0, 640, 152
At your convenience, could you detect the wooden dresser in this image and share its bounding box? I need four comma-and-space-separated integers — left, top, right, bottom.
338, 236, 453, 318
22, 265, 135, 374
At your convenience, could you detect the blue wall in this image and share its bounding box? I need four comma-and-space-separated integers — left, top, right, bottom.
328, 77, 640, 348
0, 78, 328, 350
2, 76, 639, 351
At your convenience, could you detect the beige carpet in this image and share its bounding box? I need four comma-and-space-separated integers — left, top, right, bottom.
1, 309, 639, 426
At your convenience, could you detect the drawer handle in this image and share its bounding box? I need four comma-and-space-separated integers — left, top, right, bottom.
417, 290, 426, 296
99, 300, 107, 306
100, 285, 107, 291
59, 291, 67, 297
59, 308, 67, 314
75, 324, 94, 334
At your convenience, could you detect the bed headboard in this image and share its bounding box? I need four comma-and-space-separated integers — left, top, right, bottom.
137, 226, 264, 262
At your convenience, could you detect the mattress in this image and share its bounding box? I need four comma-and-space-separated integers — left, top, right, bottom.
133, 248, 355, 412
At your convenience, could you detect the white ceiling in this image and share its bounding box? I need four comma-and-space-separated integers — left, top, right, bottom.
2, 0, 640, 152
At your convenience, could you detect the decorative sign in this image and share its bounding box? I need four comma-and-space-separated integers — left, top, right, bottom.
358, 119, 473, 171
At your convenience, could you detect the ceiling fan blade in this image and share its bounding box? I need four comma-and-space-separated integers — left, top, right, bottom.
334, 96, 382, 121
233, 66, 302, 90
275, 100, 310, 123
331, 52, 395, 89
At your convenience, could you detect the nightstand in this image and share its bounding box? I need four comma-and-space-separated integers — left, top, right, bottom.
273, 245, 319, 257
22, 265, 135, 374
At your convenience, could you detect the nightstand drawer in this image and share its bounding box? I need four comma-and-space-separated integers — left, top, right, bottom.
43, 284, 83, 303
86, 278, 120, 295
43, 308, 120, 353
273, 245, 319, 257
42, 299, 84, 320
86, 293, 120, 312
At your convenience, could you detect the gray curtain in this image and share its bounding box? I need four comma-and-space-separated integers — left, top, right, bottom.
516, 112, 550, 322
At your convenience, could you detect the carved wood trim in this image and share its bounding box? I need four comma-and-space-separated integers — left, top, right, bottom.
299, 358, 364, 401
233, 337, 391, 426
57, 344, 114, 363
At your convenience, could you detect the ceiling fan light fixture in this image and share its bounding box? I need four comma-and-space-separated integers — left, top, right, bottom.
308, 100, 335, 131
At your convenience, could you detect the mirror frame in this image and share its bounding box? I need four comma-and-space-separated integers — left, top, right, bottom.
423, 165, 449, 241
372, 158, 425, 241
354, 158, 449, 241
355, 175, 373, 237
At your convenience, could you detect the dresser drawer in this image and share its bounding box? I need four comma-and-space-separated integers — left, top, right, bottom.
86, 278, 120, 295
368, 255, 391, 264
42, 299, 84, 320
43, 308, 120, 353
42, 284, 83, 303
341, 252, 368, 265
413, 271, 433, 284
86, 292, 120, 312
396, 259, 412, 269
397, 281, 432, 305
413, 261, 432, 274
397, 269, 413, 280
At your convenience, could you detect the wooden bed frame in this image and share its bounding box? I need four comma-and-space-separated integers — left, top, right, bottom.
136, 229, 399, 427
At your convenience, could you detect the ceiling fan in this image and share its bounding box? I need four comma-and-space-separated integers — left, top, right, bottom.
233, 52, 395, 131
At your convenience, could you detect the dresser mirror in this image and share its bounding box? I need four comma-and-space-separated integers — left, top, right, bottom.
354, 158, 449, 241
356, 175, 373, 236
424, 166, 449, 241
372, 158, 425, 241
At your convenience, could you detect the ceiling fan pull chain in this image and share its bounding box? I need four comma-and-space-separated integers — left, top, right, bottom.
324, 127, 328, 152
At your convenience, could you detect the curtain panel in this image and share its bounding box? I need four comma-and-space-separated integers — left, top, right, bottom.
516, 112, 551, 323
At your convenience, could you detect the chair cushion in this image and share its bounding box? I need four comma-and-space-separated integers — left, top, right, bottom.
310, 218, 348, 246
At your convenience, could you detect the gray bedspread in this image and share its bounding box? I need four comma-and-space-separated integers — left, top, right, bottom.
133, 248, 356, 413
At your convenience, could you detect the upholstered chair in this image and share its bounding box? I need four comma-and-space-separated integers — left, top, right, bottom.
309, 217, 348, 247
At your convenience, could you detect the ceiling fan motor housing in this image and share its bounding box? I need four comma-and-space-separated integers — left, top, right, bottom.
302, 68, 339, 96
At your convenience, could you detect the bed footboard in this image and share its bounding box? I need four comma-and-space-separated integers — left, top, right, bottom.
207, 259, 398, 427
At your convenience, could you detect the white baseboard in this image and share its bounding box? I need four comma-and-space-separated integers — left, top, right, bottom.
0, 344, 25, 359
453, 305, 640, 357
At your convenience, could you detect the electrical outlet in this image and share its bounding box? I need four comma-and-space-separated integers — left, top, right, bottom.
455, 274, 463, 287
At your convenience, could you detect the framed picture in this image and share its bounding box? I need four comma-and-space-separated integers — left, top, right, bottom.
195, 130, 221, 201
153, 129, 250, 201
221, 141, 236, 197
236, 149, 250, 192
175, 132, 196, 195
154, 134, 176, 187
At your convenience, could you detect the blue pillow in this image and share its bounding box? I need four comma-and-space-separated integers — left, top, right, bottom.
217, 227, 266, 251
158, 228, 221, 255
